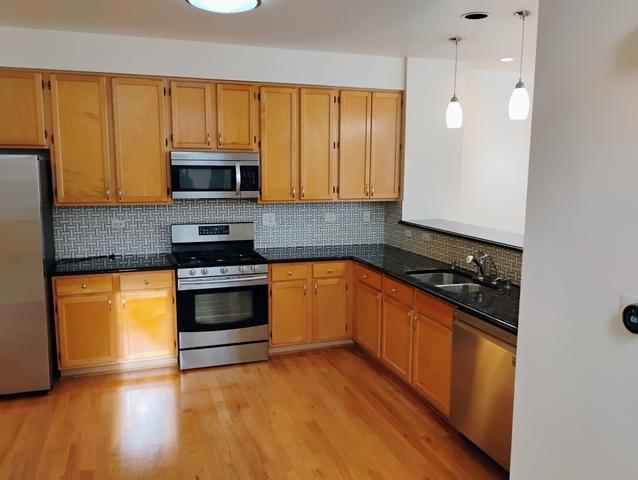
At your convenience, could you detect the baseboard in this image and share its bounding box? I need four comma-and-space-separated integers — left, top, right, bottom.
269, 339, 354, 355
60, 357, 178, 377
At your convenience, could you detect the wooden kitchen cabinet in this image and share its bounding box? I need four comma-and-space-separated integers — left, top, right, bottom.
0, 70, 47, 147
216, 83, 256, 151
170, 81, 215, 149
338, 90, 402, 201
381, 296, 414, 383
53, 270, 176, 373
55, 292, 118, 369
312, 277, 349, 341
50, 74, 112, 205
338, 90, 371, 200
112, 77, 169, 204
369, 91, 402, 199
299, 88, 338, 201
270, 278, 311, 346
260, 86, 299, 202
354, 280, 382, 357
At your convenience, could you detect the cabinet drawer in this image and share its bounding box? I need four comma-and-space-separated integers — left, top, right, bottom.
414, 291, 453, 329
354, 263, 382, 290
55, 275, 113, 296
271, 263, 310, 281
120, 271, 174, 291
383, 276, 414, 306
312, 262, 347, 278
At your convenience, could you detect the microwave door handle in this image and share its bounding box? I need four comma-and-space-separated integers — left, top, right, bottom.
235, 163, 241, 198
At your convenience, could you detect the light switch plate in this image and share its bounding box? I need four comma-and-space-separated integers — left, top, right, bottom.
363, 211, 371, 223
263, 213, 276, 228
112, 218, 126, 229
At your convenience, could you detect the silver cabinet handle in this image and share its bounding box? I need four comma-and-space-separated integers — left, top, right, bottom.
362, 274, 368, 279
105, 188, 111, 200
287, 271, 293, 277
81, 283, 87, 289
118, 188, 123, 201
328, 268, 334, 274
376, 294, 381, 301
314, 283, 318, 295
303, 283, 307, 295
291, 187, 296, 199
365, 185, 370, 196
144, 279, 149, 285
122, 298, 126, 309
301, 186, 305, 198
207, 133, 211, 146
371, 186, 375, 197
218, 134, 223, 145
107, 299, 112, 310
391, 288, 399, 294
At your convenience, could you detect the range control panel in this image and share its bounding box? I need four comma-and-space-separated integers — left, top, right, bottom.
199, 225, 230, 236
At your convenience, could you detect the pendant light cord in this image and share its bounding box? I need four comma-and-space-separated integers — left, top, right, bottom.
518, 14, 525, 82
453, 37, 459, 96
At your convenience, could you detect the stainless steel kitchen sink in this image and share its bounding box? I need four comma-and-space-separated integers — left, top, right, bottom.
406, 269, 474, 286
436, 283, 486, 295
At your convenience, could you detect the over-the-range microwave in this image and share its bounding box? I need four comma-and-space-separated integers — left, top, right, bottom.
170, 151, 259, 200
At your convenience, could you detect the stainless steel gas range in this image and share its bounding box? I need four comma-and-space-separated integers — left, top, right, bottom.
172, 222, 269, 370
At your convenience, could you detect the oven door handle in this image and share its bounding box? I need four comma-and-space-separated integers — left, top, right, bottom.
178, 275, 268, 291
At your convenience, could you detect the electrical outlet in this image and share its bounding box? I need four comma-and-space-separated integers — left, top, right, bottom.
363, 211, 371, 223
403, 229, 412, 238
112, 218, 126, 229
263, 213, 276, 228
324, 212, 336, 223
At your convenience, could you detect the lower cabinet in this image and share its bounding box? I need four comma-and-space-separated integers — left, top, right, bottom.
381, 296, 414, 383
354, 281, 382, 357
270, 262, 350, 346
53, 270, 176, 372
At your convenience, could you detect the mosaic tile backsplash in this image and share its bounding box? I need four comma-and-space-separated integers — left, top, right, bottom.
53, 200, 386, 259
383, 202, 523, 284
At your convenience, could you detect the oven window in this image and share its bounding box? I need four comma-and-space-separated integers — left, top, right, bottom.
173, 166, 236, 191
194, 290, 253, 326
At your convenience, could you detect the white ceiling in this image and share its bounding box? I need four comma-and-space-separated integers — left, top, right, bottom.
0, 0, 538, 70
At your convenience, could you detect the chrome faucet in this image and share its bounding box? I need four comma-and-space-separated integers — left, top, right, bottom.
466, 252, 490, 280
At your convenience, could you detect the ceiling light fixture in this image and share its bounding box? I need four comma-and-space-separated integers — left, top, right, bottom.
509, 10, 531, 120
499, 57, 515, 63
446, 37, 463, 129
462, 12, 489, 20
185, 0, 261, 14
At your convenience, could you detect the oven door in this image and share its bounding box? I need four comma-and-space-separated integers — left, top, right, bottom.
177, 278, 268, 334
171, 159, 239, 199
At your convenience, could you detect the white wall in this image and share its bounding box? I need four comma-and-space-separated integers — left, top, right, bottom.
511, 1, 638, 478
0, 27, 405, 89
402, 57, 532, 238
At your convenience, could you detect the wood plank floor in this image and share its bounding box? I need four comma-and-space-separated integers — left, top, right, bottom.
0, 348, 507, 479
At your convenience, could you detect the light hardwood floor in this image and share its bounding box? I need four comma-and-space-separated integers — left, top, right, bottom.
0, 348, 507, 479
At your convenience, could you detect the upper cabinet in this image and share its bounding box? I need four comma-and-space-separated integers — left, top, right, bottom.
300, 88, 338, 201
338, 90, 402, 201
216, 83, 257, 151
260, 86, 299, 202
112, 77, 170, 204
50, 74, 112, 205
0, 71, 47, 147
170, 81, 215, 150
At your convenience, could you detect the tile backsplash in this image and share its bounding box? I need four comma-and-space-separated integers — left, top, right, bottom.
53, 199, 523, 283
53, 200, 385, 258
383, 202, 523, 284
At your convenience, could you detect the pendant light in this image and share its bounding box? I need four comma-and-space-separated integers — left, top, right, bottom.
185, 0, 261, 14
446, 37, 463, 129
509, 10, 531, 120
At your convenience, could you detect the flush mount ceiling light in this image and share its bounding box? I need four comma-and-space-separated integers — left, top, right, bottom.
499, 57, 515, 63
185, 0, 261, 14
462, 12, 489, 20
446, 36, 463, 129
509, 10, 531, 120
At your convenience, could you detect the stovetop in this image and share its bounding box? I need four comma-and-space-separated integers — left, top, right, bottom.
173, 249, 267, 268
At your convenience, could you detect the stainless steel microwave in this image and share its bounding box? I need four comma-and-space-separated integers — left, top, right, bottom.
170, 151, 259, 200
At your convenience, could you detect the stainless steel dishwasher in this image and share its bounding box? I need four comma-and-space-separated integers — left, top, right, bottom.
451, 310, 517, 471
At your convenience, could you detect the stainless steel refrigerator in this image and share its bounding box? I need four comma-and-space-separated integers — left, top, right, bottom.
0, 153, 55, 395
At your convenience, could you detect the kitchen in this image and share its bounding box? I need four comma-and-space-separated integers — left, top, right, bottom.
1, 1, 637, 479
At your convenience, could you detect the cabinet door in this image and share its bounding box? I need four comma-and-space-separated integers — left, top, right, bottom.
381, 297, 413, 382
412, 312, 452, 417
270, 280, 310, 345
112, 78, 169, 204
370, 92, 402, 200
312, 277, 348, 341
120, 288, 176, 361
56, 293, 117, 369
338, 90, 371, 200
50, 74, 112, 205
300, 88, 337, 201
354, 281, 382, 357
216, 83, 256, 151
260, 86, 299, 202
0, 71, 46, 146
170, 81, 214, 149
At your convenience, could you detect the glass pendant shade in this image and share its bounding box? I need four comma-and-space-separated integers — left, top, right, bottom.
446, 96, 463, 129
508, 81, 530, 120
186, 0, 261, 14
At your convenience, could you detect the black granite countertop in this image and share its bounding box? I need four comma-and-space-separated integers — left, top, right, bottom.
257, 244, 519, 333
53, 253, 176, 276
